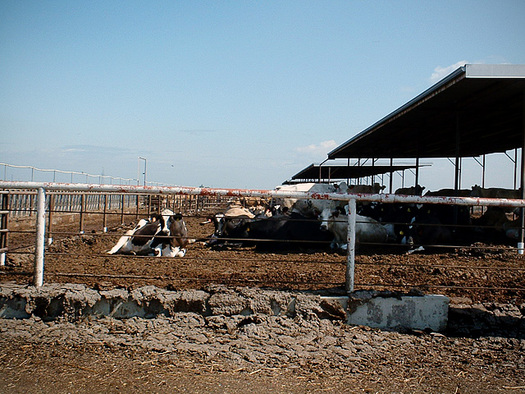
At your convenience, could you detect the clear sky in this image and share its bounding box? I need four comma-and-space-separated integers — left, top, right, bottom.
1, 1, 525, 190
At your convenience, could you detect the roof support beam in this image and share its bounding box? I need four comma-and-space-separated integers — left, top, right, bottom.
518, 90, 525, 254
454, 110, 462, 192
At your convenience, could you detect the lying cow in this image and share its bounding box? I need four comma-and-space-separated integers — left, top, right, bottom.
204, 205, 256, 247
108, 213, 168, 256
319, 206, 388, 251
161, 213, 190, 257
108, 209, 189, 257
205, 209, 331, 251
246, 212, 332, 251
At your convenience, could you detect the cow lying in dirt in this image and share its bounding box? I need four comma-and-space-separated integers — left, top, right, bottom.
318, 206, 388, 250
108, 210, 191, 257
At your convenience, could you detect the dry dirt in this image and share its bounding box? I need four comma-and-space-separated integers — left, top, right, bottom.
1, 213, 525, 393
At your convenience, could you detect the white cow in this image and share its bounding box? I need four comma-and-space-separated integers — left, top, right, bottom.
274, 182, 348, 218
319, 206, 388, 250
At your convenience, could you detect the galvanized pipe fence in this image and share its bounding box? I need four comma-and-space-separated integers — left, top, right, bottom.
2, 181, 525, 292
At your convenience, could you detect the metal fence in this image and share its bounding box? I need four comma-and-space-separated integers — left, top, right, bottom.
1, 181, 525, 296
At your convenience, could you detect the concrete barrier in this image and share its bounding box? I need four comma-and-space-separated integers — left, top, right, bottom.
0, 283, 449, 332
343, 290, 449, 332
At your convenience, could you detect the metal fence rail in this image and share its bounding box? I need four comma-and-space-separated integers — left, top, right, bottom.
2, 181, 525, 293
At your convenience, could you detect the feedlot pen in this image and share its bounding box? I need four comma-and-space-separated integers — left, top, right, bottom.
1, 182, 525, 305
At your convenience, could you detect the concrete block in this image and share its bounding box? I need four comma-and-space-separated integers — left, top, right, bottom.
345, 293, 449, 332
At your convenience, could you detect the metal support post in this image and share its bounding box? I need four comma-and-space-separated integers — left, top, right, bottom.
346, 198, 357, 293
518, 96, 525, 254
34, 187, 46, 287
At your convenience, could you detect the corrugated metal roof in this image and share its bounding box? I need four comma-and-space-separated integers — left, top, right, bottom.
328, 64, 525, 160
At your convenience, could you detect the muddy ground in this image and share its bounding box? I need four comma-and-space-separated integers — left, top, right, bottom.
1, 212, 525, 393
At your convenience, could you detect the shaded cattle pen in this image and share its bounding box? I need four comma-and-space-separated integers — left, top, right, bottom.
1, 182, 525, 305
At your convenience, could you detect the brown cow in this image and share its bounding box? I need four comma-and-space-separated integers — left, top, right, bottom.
347, 183, 386, 194
395, 185, 425, 195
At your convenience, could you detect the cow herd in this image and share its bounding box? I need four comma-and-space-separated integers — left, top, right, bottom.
107, 182, 523, 257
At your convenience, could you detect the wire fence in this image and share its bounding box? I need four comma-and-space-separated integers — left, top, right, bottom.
0, 162, 168, 187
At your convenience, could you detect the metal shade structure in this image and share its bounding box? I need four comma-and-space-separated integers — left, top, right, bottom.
289, 163, 422, 182
328, 64, 525, 160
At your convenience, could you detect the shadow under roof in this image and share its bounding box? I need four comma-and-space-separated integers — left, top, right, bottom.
328, 64, 525, 160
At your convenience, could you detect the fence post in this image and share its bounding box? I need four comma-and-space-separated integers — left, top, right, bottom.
47, 194, 54, 245
346, 198, 357, 293
34, 187, 46, 287
120, 194, 125, 224
0, 192, 8, 266
103, 194, 108, 232
79, 193, 85, 234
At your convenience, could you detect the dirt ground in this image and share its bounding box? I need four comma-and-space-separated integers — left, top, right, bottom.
1, 212, 525, 393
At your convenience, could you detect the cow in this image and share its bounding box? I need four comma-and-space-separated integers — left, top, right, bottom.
108, 212, 169, 256
358, 202, 418, 244
273, 182, 347, 218
204, 205, 255, 248
318, 206, 388, 251
395, 185, 425, 195
246, 212, 332, 251
403, 204, 474, 250
424, 188, 472, 197
406, 206, 452, 249
108, 209, 191, 257
205, 209, 331, 251
159, 213, 191, 257
470, 206, 516, 244
471, 185, 523, 200
347, 183, 385, 194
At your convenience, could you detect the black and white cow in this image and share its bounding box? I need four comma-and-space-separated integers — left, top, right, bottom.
160, 213, 190, 257
108, 209, 189, 257
108, 212, 169, 256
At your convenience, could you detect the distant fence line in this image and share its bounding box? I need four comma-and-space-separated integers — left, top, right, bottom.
0, 162, 167, 187
2, 190, 224, 219
5, 191, 138, 218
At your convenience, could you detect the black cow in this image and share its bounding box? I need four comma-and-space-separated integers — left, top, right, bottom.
205, 212, 331, 251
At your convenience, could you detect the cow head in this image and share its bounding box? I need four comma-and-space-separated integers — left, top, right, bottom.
212, 213, 227, 236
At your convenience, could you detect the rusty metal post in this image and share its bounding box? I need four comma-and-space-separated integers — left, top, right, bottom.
34, 187, 46, 287
346, 198, 357, 293
120, 194, 125, 224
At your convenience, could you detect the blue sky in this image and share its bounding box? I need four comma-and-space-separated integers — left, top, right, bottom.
1, 1, 525, 190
